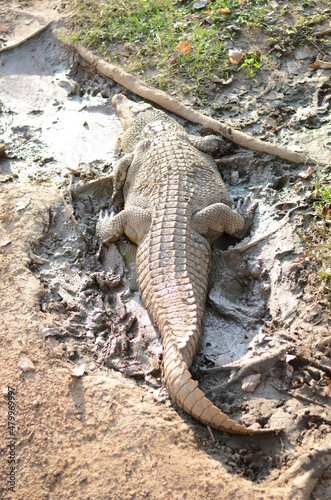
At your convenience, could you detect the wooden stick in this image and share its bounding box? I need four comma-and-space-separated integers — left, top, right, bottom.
73, 43, 309, 164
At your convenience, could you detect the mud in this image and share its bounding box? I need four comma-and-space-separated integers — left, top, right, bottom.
0, 2, 331, 499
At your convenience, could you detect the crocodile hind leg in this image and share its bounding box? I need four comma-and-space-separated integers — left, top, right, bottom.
192, 198, 257, 240
96, 207, 151, 245
188, 134, 230, 154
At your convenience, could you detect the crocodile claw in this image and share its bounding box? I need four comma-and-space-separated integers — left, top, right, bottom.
96, 208, 114, 241
235, 196, 258, 237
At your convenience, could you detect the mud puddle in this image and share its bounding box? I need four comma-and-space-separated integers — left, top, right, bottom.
1, 20, 331, 498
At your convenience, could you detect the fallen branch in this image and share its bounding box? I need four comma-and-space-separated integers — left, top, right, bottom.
308, 59, 331, 70
315, 28, 331, 37
73, 43, 309, 165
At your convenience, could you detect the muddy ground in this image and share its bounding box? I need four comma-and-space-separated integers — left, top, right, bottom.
0, 1, 331, 499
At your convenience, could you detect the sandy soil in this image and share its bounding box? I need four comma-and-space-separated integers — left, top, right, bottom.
0, 1, 330, 499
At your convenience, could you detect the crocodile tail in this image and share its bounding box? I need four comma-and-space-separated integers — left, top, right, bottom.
162, 336, 275, 436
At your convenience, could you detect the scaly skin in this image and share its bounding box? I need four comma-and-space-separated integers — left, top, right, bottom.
97, 94, 275, 435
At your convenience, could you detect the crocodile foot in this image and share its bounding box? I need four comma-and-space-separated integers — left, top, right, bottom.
96, 208, 116, 243
234, 196, 258, 238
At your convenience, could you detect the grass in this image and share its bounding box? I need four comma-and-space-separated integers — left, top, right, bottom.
72, 0, 330, 95
305, 178, 331, 307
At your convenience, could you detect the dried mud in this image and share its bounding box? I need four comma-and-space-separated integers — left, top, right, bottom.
0, 2, 330, 499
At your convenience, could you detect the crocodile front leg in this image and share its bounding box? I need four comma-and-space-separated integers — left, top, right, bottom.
111, 153, 134, 205
96, 207, 151, 245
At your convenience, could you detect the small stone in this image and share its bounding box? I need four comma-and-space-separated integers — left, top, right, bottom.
230, 170, 239, 185
247, 422, 262, 430
92, 86, 102, 96
101, 87, 111, 98
19, 358, 35, 373
241, 374, 261, 392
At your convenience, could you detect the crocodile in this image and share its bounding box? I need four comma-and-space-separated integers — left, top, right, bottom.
97, 94, 275, 435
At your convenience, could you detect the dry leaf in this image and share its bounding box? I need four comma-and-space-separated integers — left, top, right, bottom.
217, 7, 231, 14
30, 252, 49, 265
175, 40, 192, 55
298, 167, 314, 179
229, 49, 244, 65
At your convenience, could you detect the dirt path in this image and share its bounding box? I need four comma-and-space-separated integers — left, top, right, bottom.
0, 1, 330, 499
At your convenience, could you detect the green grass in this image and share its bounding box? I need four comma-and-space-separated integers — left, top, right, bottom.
72, 0, 330, 94
305, 178, 331, 306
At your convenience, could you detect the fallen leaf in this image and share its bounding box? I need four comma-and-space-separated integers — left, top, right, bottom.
298, 167, 314, 179
217, 7, 231, 14
30, 252, 49, 265
175, 40, 191, 55
229, 49, 244, 65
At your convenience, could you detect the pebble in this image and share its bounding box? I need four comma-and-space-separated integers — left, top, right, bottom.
19, 357, 35, 373
241, 373, 261, 392
101, 87, 111, 98
230, 170, 239, 184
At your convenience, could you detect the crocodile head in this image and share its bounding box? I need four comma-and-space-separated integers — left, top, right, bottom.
112, 94, 153, 131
